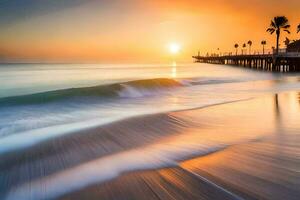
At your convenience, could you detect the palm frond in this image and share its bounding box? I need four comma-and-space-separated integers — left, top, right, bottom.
272, 16, 290, 30
297, 24, 300, 33
284, 30, 291, 34
266, 28, 275, 34
282, 24, 290, 29
270, 21, 276, 28
274, 16, 289, 27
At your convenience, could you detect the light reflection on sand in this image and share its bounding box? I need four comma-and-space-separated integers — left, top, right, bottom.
4, 91, 300, 200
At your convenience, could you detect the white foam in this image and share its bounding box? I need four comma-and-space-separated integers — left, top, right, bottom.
0, 115, 129, 155
117, 84, 160, 98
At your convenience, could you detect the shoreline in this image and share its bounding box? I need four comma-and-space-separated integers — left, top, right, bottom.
0, 96, 253, 159
1, 91, 300, 200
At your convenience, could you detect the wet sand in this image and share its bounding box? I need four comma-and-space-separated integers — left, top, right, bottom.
61, 135, 300, 200
1, 91, 300, 200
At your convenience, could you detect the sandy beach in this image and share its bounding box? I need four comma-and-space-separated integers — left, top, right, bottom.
1, 91, 299, 200
61, 136, 300, 200
60, 92, 300, 200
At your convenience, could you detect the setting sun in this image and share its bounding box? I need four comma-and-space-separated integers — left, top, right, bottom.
169, 43, 181, 54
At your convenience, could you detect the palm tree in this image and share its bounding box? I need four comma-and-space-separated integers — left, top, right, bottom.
266, 16, 290, 55
297, 23, 300, 33
247, 40, 253, 54
261, 40, 266, 54
234, 44, 239, 55
242, 43, 246, 55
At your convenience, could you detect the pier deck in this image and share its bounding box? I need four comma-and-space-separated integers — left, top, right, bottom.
193, 54, 300, 72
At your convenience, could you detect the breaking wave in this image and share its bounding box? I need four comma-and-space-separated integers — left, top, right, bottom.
0, 77, 241, 106
0, 78, 181, 106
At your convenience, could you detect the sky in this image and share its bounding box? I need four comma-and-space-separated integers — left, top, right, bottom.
0, 0, 299, 63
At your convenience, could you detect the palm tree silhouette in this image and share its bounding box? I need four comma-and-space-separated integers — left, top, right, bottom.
247, 40, 252, 54
234, 44, 239, 55
297, 23, 300, 33
266, 16, 290, 55
261, 40, 266, 54
242, 43, 246, 55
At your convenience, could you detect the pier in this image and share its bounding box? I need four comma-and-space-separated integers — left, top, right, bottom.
193, 52, 300, 72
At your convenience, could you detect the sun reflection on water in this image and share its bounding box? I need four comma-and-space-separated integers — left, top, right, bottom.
171, 61, 177, 78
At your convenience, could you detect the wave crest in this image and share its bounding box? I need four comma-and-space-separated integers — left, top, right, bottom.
0, 78, 182, 106
0, 77, 241, 106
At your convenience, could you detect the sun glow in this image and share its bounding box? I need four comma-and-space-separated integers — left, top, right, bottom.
169, 43, 181, 54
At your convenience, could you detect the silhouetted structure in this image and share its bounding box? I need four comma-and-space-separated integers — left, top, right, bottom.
287, 40, 300, 52
247, 40, 252, 54
261, 40, 267, 55
193, 16, 300, 72
234, 44, 239, 55
267, 16, 290, 55
193, 53, 300, 72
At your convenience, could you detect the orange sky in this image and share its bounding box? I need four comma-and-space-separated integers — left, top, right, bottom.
0, 0, 299, 63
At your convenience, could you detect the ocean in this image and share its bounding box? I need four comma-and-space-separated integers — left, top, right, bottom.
0, 63, 300, 200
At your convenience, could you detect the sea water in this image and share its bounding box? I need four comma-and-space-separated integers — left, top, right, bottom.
0, 63, 300, 152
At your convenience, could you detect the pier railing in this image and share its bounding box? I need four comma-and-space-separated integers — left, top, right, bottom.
204, 48, 300, 58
